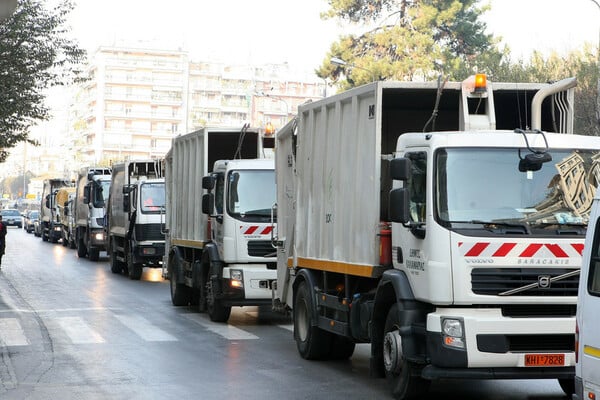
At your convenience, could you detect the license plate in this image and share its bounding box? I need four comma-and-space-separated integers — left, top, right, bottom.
524, 354, 565, 366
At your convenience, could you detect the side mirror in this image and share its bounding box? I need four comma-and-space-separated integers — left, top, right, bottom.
202, 193, 214, 215
83, 186, 90, 204
123, 192, 131, 213
202, 175, 215, 190
389, 188, 410, 223
390, 158, 412, 181
45, 194, 50, 209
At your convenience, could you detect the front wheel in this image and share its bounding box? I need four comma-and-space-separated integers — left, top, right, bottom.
88, 247, 100, 262
76, 234, 87, 258
558, 378, 574, 397
206, 278, 231, 322
294, 280, 332, 360
383, 304, 430, 400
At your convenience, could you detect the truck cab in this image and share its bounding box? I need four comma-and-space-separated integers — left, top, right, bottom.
200, 158, 277, 321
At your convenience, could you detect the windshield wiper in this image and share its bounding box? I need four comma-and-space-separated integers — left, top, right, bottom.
449, 220, 531, 234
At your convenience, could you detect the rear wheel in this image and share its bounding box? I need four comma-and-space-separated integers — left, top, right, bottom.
76, 234, 87, 258
294, 280, 333, 360
169, 253, 191, 306
383, 304, 430, 400
110, 239, 125, 274
126, 243, 142, 280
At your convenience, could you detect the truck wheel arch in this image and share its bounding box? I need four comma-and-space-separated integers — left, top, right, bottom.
371, 269, 420, 378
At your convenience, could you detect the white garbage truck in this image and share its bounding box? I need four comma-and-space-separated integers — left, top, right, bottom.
74, 166, 112, 261
273, 75, 600, 399
163, 126, 276, 322
106, 159, 165, 280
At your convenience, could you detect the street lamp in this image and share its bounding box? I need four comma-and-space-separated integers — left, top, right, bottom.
255, 91, 290, 123
330, 57, 377, 83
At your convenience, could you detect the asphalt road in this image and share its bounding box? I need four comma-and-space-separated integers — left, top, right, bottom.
0, 226, 571, 400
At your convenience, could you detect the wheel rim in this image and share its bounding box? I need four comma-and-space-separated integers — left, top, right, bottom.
383, 329, 403, 375
296, 298, 309, 342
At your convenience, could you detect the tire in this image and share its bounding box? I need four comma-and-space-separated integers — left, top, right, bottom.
294, 280, 333, 360
76, 235, 87, 258
207, 277, 232, 322
330, 335, 356, 360
89, 247, 100, 262
558, 378, 575, 396
69, 237, 77, 249
383, 304, 430, 400
169, 253, 191, 306
110, 239, 125, 274
62, 233, 68, 247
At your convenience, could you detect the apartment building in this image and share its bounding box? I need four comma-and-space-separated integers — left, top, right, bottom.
68, 45, 326, 165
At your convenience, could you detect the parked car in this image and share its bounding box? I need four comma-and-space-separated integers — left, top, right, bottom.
24, 210, 40, 233
1, 208, 22, 228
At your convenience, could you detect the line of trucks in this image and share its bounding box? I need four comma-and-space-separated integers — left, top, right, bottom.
35, 73, 600, 399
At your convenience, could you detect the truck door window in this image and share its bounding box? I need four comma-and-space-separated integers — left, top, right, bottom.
588, 217, 600, 296
407, 152, 427, 224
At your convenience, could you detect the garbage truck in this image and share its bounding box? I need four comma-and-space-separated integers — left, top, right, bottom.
272, 75, 600, 399
74, 166, 112, 261
163, 126, 276, 322
106, 160, 165, 280
40, 178, 75, 243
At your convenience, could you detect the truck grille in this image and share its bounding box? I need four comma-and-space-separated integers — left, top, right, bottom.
247, 240, 275, 257
477, 334, 574, 353
471, 268, 578, 296
135, 223, 165, 241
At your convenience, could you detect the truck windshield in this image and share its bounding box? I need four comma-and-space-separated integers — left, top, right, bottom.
140, 182, 165, 213
227, 170, 275, 221
92, 180, 111, 208
436, 148, 600, 233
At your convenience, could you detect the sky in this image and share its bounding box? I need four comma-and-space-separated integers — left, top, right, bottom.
66, 0, 600, 73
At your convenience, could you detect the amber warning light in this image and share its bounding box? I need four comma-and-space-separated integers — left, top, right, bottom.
473, 74, 487, 93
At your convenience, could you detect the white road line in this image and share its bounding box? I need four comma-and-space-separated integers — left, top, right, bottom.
114, 314, 177, 342
56, 317, 105, 344
278, 324, 294, 332
182, 314, 259, 340
0, 318, 29, 346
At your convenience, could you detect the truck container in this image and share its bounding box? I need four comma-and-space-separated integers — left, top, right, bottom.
106, 160, 164, 280
163, 126, 276, 322
40, 178, 75, 243
273, 75, 600, 399
74, 167, 112, 261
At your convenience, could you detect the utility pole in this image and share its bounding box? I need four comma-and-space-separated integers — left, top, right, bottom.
591, 0, 600, 135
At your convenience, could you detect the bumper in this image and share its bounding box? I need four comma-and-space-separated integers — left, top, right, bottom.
218, 264, 276, 305
132, 242, 165, 266
425, 308, 575, 376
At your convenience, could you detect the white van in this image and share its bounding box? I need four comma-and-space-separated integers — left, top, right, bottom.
574, 197, 600, 400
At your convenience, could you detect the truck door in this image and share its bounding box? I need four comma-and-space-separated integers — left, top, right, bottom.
578, 214, 600, 397
212, 172, 225, 254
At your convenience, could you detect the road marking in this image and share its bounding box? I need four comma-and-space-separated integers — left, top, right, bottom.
56, 317, 105, 344
114, 314, 177, 342
278, 324, 294, 332
182, 313, 259, 340
0, 318, 29, 346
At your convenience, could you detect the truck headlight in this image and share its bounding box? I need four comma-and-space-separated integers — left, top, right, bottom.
442, 318, 465, 349
94, 232, 104, 241
230, 269, 243, 288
